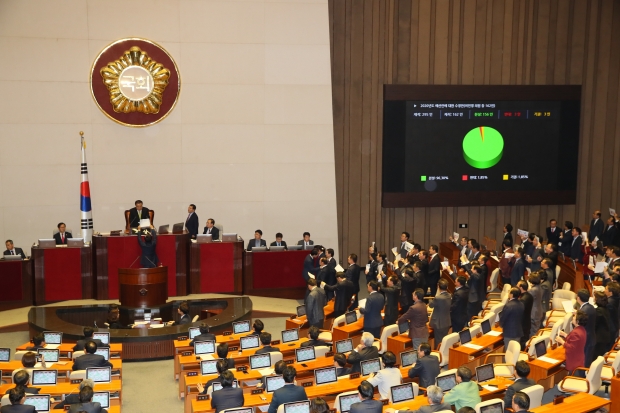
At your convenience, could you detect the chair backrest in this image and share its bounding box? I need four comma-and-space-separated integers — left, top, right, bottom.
490, 302, 504, 317
268, 352, 283, 366
372, 340, 381, 351
13, 351, 28, 361
379, 325, 399, 354
554, 266, 561, 289
332, 314, 346, 331
551, 290, 576, 310
437, 368, 458, 379
469, 324, 481, 337
474, 398, 504, 413
215, 224, 224, 236
562, 282, 571, 290
501, 284, 511, 303
585, 356, 604, 393
549, 318, 564, 344
70, 370, 86, 380
149, 210, 154, 224
505, 340, 521, 365
335, 390, 359, 413
192, 315, 200, 323
521, 384, 544, 408
314, 346, 330, 358
489, 268, 499, 291
276, 405, 285, 413
437, 333, 459, 367
527, 336, 549, 357
1, 395, 9, 407
388, 382, 418, 403
72, 351, 85, 360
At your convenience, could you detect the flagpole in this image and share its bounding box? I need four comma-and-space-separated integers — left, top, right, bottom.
80, 131, 94, 243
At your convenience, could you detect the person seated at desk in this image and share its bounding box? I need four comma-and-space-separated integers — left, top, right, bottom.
106, 305, 130, 329
260, 360, 287, 389
442, 367, 481, 412
137, 227, 158, 268
347, 332, 380, 374
556, 309, 587, 373
366, 351, 402, 400
216, 343, 235, 369
13, 352, 45, 379
4, 240, 25, 258
255, 332, 279, 354
72, 341, 113, 371
511, 392, 532, 413
457, 408, 475, 413
25, 334, 45, 351
53, 222, 72, 245
248, 319, 264, 336
53, 379, 95, 410
128, 200, 150, 230
247, 229, 266, 251
503, 361, 535, 412
73, 327, 103, 351
267, 366, 308, 413
407, 342, 440, 388
386, 385, 451, 413
12, 370, 39, 395
1, 387, 36, 413
189, 323, 216, 346
203, 218, 219, 240
210, 370, 244, 413
333, 353, 351, 377
298, 232, 314, 247
185, 204, 199, 239
310, 398, 329, 413
300, 326, 330, 349
168, 302, 191, 326
270, 233, 287, 248
349, 380, 383, 413
197, 359, 228, 395
68, 385, 108, 413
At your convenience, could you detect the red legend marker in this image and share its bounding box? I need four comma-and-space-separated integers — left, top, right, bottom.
462, 175, 468, 181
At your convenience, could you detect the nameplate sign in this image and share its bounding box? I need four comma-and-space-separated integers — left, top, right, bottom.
178, 336, 188, 341
271, 340, 281, 345
197, 395, 209, 401
252, 389, 265, 395
223, 331, 232, 336
187, 371, 198, 377
350, 372, 361, 379
302, 381, 313, 387
236, 366, 248, 372
325, 352, 334, 358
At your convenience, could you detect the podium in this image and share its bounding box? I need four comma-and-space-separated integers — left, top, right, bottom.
0, 259, 34, 310
118, 267, 168, 308
189, 241, 243, 294
243, 249, 309, 299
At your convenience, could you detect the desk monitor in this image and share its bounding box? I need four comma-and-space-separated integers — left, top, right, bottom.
37, 349, 59, 363
360, 358, 381, 376
172, 223, 185, 234
0, 348, 10, 362
31, 370, 57, 386
222, 233, 238, 242
240, 335, 260, 351
43, 331, 62, 345
398, 322, 409, 335
188, 327, 201, 340
232, 320, 251, 334
476, 363, 495, 383
212, 380, 239, 391
95, 347, 110, 361
344, 311, 357, 325
459, 329, 472, 345
24, 395, 50, 412
38, 239, 56, 248
158, 225, 170, 234
281, 329, 299, 343
201, 359, 219, 375
479, 401, 504, 413
303, 244, 315, 250
390, 383, 415, 403
283, 401, 310, 413
314, 367, 337, 385
217, 407, 252, 413
67, 238, 84, 247
436, 373, 457, 392
400, 350, 417, 367
249, 353, 271, 370
287, 245, 302, 251
295, 347, 316, 363
296, 305, 306, 317
196, 234, 213, 244
339, 393, 361, 413
270, 246, 286, 252
92, 392, 110, 409
335, 339, 353, 354
2, 254, 22, 261
481, 319, 491, 334
194, 340, 215, 356
266, 375, 285, 393
252, 247, 268, 252
535, 340, 547, 358
93, 332, 110, 345
86, 367, 111, 383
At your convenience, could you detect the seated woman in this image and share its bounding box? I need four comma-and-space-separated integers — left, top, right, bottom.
556, 310, 587, 373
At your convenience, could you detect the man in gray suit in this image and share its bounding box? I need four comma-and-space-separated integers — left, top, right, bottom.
386, 385, 450, 413
306, 279, 326, 329
297, 232, 314, 247
407, 342, 440, 388
528, 272, 544, 335
429, 279, 451, 346
397, 288, 428, 351
503, 361, 535, 411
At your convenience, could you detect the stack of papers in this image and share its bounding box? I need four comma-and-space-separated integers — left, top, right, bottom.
462, 343, 483, 350
486, 331, 502, 337
536, 356, 560, 364
335, 264, 345, 272
517, 229, 529, 238
561, 300, 576, 313
358, 299, 367, 309
453, 232, 460, 241
482, 385, 498, 391
594, 262, 608, 273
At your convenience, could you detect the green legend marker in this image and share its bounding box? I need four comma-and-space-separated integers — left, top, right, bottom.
462, 126, 504, 169
421, 176, 427, 181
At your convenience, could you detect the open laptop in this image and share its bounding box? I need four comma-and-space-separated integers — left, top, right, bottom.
459, 329, 472, 345
194, 340, 216, 359
390, 383, 415, 403
479, 400, 504, 413
232, 320, 251, 334
270, 246, 286, 252
95, 347, 110, 361
283, 401, 310, 413
2, 254, 22, 261
31, 370, 57, 386
240, 335, 260, 351
296, 305, 306, 317
436, 373, 457, 392
481, 319, 492, 334
201, 359, 219, 375
219, 408, 252, 413
93, 332, 110, 345
43, 331, 62, 349
287, 245, 302, 251
158, 224, 170, 234
252, 247, 268, 252
339, 393, 361, 413
303, 244, 315, 250
222, 233, 238, 242
400, 350, 417, 367
360, 358, 381, 376
37, 349, 59, 363
196, 234, 213, 243
314, 367, 337, 385
249, 353, 273, 376
38, 239, 56, 248
534, 340, 547, 358
335, 339, 353, 354
475, 363, 495, 383
86, 367, 111, 383
24, 394, 50, 412
281, 329, 299, 344
0, 348, 10, 362
398, 322, 409, 335
295, 347, 316, 363
266, 375, 285, 393
92, 392, 110, 409
344, 311, 357, 325
67, 238, 84, 247
172, 223, 185, 234
212, 380, 239, 392
188, 327, 201, 340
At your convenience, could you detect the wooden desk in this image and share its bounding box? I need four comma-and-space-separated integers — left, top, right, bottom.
16, 343, 123, 360
0, 380, 123, 402
243, 249, 309, 299
387, 334, 414, 359
439, 242, 460, 267
448, 330, 504, 370
189, 241, 244, 294
610, 374, 620, 410
531, 392, 610, 412
174, 333, 249, 380
332, 319, 364, 344
527, 346, 568, 391
285, 301, 335, 333
0, 359, 122, 380
0, 258, 33, 310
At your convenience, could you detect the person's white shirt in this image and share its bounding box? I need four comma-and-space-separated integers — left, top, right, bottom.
366, 367, 403, 399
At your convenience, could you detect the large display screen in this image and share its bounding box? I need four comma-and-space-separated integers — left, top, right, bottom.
382, 85, 581, 207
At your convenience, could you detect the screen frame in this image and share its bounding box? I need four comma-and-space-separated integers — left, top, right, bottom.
240, 335, 260, 350
459, 329, 472, 344
475, 363, 495, 383
281, 329, 299, 343
335, 339, 353, 354
24, 394, 50, 412
344, 311, 357, 325
283, 400, 311, 413
232, 321, 251, 334
535, 340, 547, 358
360, 358, 381, 376
339, 394, 361, 413
86, 366, 112, 383
31, 369, 58, 386
43, 331, 62, 344
436, 373, 457, 392
194, 340, 216, 355
266, 374, 286, 393
314, 367, 338, 385
400, 350, 417, 367
295, 346, 316, 363
390, 383, 415, 403
479, 402, 504, 413
249, 353, 272, 370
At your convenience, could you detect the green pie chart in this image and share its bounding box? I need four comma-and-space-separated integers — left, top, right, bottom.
462, 126, 504, 169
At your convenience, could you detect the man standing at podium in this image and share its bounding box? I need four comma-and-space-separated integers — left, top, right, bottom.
137, 227, 158, 268
185, 204, 199, 239
4, 240, 25, 258
128, 200, 150, 229
54, 222, 72, 245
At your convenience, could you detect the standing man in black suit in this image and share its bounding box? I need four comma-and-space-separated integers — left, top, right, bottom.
589, 210, 604, 241
267, 366, 307, 413
184, 204, 199, 239
503, 224, 514, 246
303, 248, 320, 301
323, 273, 355, 318
325, 248, 337, 270
128, 200, 150, 230
559, 221, 574, 256
54, 222, 72, 245
202, 218, 220, 240
317, 258, 336, 299
570, 227, 584, 262
345, 254, 361, 309
464, 263, 483, 321
247, 229, 267, 251
72, 327, 103, 351
450, 276, 469, 333
72, 341, 113, 371
398, 232, 411, 257
365, 252, 379, 285
137, 228, 158, 268
379, 275, 401, 326
298, 232, 314, 247
510, 248, 525, 286
429, 280, 451, 346
360, 281, 385, 339
601, 215, 618, 246
398, 289, 428, 351
349, 381, 383, 413
306, 279, 326, 329
517, 280, 533, 349
427, 245, 441, 296
399, 267, 418, 314
499, 288, 524, 350
270, 233, 287, 248
210, 370, 244, 413
407, 342, 440, 388
577, 288, 597, 367
503, 361, 536, 409
347, 332, 380, 373
546, 219, 561, 245
4, 240, 25, 258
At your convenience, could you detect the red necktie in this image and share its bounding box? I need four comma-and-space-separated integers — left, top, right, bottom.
186, 214, 190, 223
61, 234, 65, 243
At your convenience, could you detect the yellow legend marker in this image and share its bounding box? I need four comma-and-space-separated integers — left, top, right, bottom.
503, 175, 509, 180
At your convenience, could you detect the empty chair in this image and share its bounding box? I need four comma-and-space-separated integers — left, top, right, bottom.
1, 395, 9, 407
488, 268, 499, 292
558, 356, 604, 394
544, 289, 576, 327
562, 282, 571, 290
372, 339, 381, 352
471, 311, 495, 326
335, 390, 359, 413
600, 351, 620, 393
474, 399, 504, 413
435, 333, 459, 368
554, 266, 561, 289
526, 336, 550, 358
379, 325, 398, 354
469, 324, 481, 337
69, 370, 86, 381
520, 385, 544, 408
13, 351, 28, 361
538, 318, 564, 345
268, 352, 283, 365
314, 346, 330, 358
484, 340, 520, 377
319, 314, 346, 342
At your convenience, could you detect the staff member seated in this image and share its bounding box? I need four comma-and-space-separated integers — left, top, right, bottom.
72, 341, 113, 371
503, 361, 535, 410
197, 360, 228, 395
248, 320, 264, 336
511, 392, 531, 413
347, 332, 380, 374
211, 370, 244, 413
407, 342, 440, 388
385, 385, 450, 413
189, 323, 216, 346
442, 367, 481, 411
216, 343, 235, 369
270, 233, 287, 248
53, 379, 95, 410
366, 351, 402, 400
247, 229, 267, 251
267, 366, 308, 413
54, 222, 72, 245
300, 326, 330, 349
25, 334, 45, 351
12, 370, 39, 395
203, 218, 219, 240
2, 387, 36, 413
168, 302, 191, 326
68, 385, 108, 413
255, 332, 279, 355
73, 327, 103, 351
4, 240, 25, 258
349, 381, 383, 413
333, 353, 351, 377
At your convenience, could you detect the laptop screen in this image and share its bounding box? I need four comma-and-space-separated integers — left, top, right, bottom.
361, 358, 381, 376
436, 374, 457, 392
43, 332, 62, 345
283, 401, 310, 413
390, 383, 414, 403
95, 347, 110, 361
535, 340, 547, 358
459, 329, 472, 344
335, 339, 353, 354
92, 332, 109, 345
295, 347, 316, 363
0, 348, 9, 362
212, 380, 239, 391
479, 402, 504, 413
86, 367, 111, 383
296, 305, 306, 317
481, 319, 491, 334
188, 327, 200, 340
476, 363, 495, 383
249, 354, 271, 370
400, 350, 417, 367
314, 367, 337, 385
201, 359, 219, 375
232, 321, 251, 334
398, 322, 409, 334
282, 329, 299, 343
24, 395, 50, 412
221, 409, 252, 413
31, 370, 57, 386
194, 340, 216, 355
37, 349, 59, 363
240, 335, 260, 350
339, 394, 361, 413
266, 375, 286, 393
345, 311, 357, 325
92, 392, 110, 409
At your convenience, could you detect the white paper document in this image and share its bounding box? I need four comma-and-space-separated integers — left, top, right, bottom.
404, 241, 413, 251
335, 264, 345, 273
139, 218, 151, 228
358, 299, 367, 309
441, 261, 449, 270
391, 247, 398, 256
307, 272, 315, 279
594, 262, 609, 273
503, 253, 515, 259
453, 232, 459, 241
491, 256, 500, 262
394, 254, 402, 262
517, 229, 529, 238
486, 331, 502, 336
482, 385, 498, 391
377, 264, 384, 273
366, 264, 370, 271
610, 208, 616, 216
561, 300, 576, 313
536, 356, 560, 364
462, 343, 483, 350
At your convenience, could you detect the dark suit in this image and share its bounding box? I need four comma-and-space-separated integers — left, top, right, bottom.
450, 286, 469, 332
381, 284, 401, 326
602, 224, 618, 247
398, 300, 428, 349
189, 333, 216, 347
269, 240, 288, 248
68, 402, 107, 413
519, 291, 533, 347
300, 339, 330, 349
255, 345, 279, 355
302, 255, 319, 283
202, 226, 220, 240
345, 264, 362, 309
366, 260, 379, 285
546, 227, 561, 245
336, 366, 351, 377
347, 346, 380, 373
360, 291, 384, 338
53, 394, 78, 409
500, 299, 524, 346
504, 232, 513, 246
72, 338, 103, 352
324, 279, 355, 317
137, 229, 158, 268
247, 238, 267, 251
128, 207, 150, 228
429, 291, 451, 346
267, 384, 308, 413
407, 354, 440, 388
570, 237, 584, 262
1, 406, 36, 413
528, 248, 543, 272
559, 230, 573, 256
53, 231, 73, 245
427, 255, 441, 296
399, 270, 418, 312
589, 218, 605, 241
503, 378, 536, 410
297, 240, 314, 247
580, 302, 597, 366
3, 248, 25, 258
211, 387, 244, 413
202, 374, 224, 394
510, 258, 525, 286
306, 287, 326, 328
172, 314, 191, 326
465, 266, 483, 320
349, 399, 383, 413
72, 353, 113, 371
317, 266, 336, 299
185, 212, 199, 238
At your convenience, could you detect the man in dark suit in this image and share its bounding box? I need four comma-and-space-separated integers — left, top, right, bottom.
137, 228, 158, 268
334, 353, 351, 376
499, 288, 524, 349
517, 280, 533, 349
53, 222, 72, 245
464, 263, 483, 322
197, 360, 229, 394
255, 332, 279, 354
316, 258, 336, 299
202, 218, 220, 240
503, 224, 514, 246
511, 392, 534, 413
510, 248, 525, 286
601, 216, 618, 246
546, 219, 561, 245
127, 200, 150, 230
570, 227, 584, 262
169, 302, 191, 326
300, 326, 330, 349
325, 248, 337, 270
270, 233, 287, 248
429, 279, 451, 346
395, 385, 451, 413
68, 385, 108, 413
450, 276, 469, 333
503, 361, 536, 410
306, 279, 326, 329
302, 248, 320, 297
210, 370, 244, 413
398, 232, 411, 258
559, 221, 574, 256
323, 273, 355, 318
407, 342, 440, 388
247, 229, 267, 251
349, 381, 383, 413
360, 281, 385, 339
2, 387, 36, 413
399, 267, 418, 313
427, 245, 441, 296
345, 254, 362, 309
73, 327, 103, 351
297, 232, 314, 247
589, 210, 604, 241
72, 341, 113, 371
3, 240, 25, 258
52, 378, 95, 409
577, 288, 597, 367
185, 204, 199, 239
267, 366, 308, 413
189, 323, 216, 346
398, 289, 428, 351
365, 253, 379, 285
347, 332, 380, 373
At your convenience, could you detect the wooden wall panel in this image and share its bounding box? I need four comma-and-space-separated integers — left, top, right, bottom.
329, 0, 620, 261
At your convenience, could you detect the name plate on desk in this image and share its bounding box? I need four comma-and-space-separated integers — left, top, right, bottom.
302, 382, 313, 388
252, 389, 265, 395
229, 346, 239, 351
381, 400, 389, 406
271, 340, 281, 345
71, 379, 83, 384
236, 366, 248, 372
187, 371, 198, 377
325, 352, 334, 358
197, 395, 210, 401
350, 372, 360, 379
182, 351, 192, 356
285, 359, 294, 365
223, 331, 232, 336
178, 336, 188, 341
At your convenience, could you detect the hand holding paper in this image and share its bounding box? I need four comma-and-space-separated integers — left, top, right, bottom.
335, 264, 345, 273
308, 272, 315, 279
